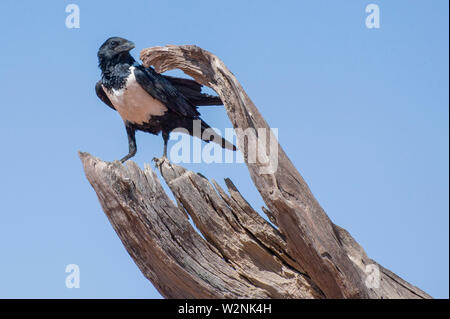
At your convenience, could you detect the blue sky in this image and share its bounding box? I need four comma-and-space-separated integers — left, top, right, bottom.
0, 1, 448, 298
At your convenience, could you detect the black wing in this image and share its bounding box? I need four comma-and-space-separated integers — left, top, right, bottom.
162, 75, 202, 93
163, 75, 223, 106
95, 81, 116, 111
133, 65, 200, 118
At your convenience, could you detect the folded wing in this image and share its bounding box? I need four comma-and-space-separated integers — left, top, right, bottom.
162, 75, 223, 106
134, 66, 200, 118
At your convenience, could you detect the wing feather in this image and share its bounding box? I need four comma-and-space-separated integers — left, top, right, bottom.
162, 75, 223, 106
95, 81, 116, 111
133, 66, 199, 118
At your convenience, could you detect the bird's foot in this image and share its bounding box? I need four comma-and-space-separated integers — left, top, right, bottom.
152, 155, 168, 168
119, 152, 136, 164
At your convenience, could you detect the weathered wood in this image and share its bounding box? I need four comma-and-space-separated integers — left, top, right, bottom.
80, 153, 321, 298
80, 152, 430, 299
79, 45, 431, 299
140, 45, 367, 298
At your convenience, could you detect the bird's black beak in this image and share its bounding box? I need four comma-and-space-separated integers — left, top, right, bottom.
115, 41, 135, 53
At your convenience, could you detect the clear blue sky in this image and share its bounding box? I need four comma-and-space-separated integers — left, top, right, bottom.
0, 1, 448, 298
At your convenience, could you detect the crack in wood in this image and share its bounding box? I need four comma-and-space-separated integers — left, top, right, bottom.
78, 44, 431, 299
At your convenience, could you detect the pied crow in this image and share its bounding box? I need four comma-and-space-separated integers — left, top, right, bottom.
96, 37, 236, 162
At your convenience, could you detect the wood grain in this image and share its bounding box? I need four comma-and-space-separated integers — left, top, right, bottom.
79, 45, 431, 299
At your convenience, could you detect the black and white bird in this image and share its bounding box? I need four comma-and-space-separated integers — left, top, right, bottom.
96, 37, 236, 162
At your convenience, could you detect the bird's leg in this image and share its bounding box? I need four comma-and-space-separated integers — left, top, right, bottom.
162, 131, 170, 158
120, 124, 137, 163
153, 131, 170, 167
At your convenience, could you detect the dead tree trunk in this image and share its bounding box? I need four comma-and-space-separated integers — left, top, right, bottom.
80, 45, 431, 299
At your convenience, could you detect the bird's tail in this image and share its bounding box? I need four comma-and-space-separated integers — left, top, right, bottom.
190, 93, 223, 106
198, 119, 236, 151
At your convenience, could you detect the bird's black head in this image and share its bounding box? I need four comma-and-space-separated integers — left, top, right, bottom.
98, 37, 136, 72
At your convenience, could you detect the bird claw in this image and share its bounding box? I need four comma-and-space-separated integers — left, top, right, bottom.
152, 155, 168, 168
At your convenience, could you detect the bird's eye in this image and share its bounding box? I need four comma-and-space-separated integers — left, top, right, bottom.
110, 41, 118, 46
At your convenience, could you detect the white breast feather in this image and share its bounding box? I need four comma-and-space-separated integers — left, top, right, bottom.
104, 67, 168, 125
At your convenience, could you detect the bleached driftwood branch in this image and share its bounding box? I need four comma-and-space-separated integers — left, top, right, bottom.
80, 45, 430, 299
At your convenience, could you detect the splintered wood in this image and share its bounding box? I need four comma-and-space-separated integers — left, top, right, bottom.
80, 45, 431, 299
